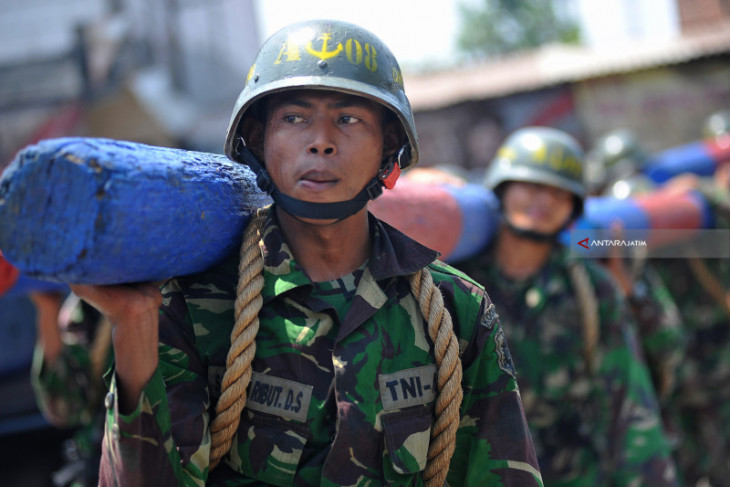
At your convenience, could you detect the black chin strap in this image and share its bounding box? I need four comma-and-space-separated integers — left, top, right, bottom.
503, 217, 563, 242
233, 138, 390, 221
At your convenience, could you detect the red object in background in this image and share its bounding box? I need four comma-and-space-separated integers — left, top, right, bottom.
0, 251, 20, 297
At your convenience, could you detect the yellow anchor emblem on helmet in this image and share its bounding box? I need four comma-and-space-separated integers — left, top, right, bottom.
305, 33, 343, 61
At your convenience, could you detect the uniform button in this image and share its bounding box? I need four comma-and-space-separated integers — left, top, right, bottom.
105, 392, 114, 410
525, 288, 542, 308
111, 424, 120, 440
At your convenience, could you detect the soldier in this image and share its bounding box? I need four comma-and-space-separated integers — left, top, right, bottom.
29, 291, 110, 487
455, 126, 678, 486
587, 129, 686, 423
69, 20, 542, 486
584, 128, 655, 198
653, 118, 730, 485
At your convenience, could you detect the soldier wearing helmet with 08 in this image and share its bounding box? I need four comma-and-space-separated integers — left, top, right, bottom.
455, 126, 678, 486
72, 20, 542, 486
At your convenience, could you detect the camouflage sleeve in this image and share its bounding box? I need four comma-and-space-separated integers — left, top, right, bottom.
99, 279, 210, 487
432, 265, 542, 486
591, 267, 678, 486
30, 297, 109, 428
31, 342, 99, 428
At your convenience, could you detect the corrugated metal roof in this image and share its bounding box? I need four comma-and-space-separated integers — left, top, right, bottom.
404, 21, 730, 111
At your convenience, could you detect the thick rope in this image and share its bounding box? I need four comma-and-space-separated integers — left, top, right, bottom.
567, 261, 600, 375
408, 268, 463, 487
209, 208, 268, 470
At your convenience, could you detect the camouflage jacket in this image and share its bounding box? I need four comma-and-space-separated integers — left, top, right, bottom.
456, 244, 677, 487
653, 180, 730, 484
100, 211, 543, 486
655, 181, 730, 407
624, 262, 685, 403
31, 294, 110, 457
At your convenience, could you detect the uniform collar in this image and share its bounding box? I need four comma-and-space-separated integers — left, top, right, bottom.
260, 209, 439, 301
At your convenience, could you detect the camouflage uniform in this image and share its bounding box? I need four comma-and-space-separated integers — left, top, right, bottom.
623, 264, 685, 409
31, 294, 110, 487
456, 244, 678, 487
99, 211, 543, 486
655, 180, 730, 485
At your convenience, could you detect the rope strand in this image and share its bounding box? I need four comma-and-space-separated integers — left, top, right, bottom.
209, 208, 268, 470
408, 269, 463, 487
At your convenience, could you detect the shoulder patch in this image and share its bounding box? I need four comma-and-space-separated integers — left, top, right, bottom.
494, 326, 517, 379
481, 303, 499, 330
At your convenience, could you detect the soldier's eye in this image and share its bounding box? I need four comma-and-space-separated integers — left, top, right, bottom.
284, 115, 305, 123
340, 115, 360, 124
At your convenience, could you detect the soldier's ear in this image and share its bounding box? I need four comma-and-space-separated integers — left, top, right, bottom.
382, 118, 403, 160
240, 116, 265, 161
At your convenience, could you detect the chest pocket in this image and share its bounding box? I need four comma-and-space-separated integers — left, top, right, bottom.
379, 365, 436, 480
381, 406, 432, 479
236, 410, 310, 486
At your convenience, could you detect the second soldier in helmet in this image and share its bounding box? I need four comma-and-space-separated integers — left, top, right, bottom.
455, 126, 678, 486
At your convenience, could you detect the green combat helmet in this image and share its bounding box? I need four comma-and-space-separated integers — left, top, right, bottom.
223, 19, 418, 221
702, 110, 730, 140
585, 129, 647, 195
485, 126, 586, 219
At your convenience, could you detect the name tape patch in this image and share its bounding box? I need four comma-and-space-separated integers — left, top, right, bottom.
246, 372, 313, 422
379, 365, 437, 411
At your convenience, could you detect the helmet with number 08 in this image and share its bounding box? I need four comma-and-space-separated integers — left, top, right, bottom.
224, 20, 418, 220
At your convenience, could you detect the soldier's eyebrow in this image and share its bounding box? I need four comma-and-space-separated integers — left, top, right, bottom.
273, 94, 377, 111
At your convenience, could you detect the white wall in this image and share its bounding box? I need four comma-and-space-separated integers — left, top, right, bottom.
0, 0, 107, 62
575, 0, 680, 47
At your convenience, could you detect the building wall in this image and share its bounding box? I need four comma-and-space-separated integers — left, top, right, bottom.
411, 54, 730, 180
574, 57, 730, 151
676, 0, 730, 33
414, 86, 582, 180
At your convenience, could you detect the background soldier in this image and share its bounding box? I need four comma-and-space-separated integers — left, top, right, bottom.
651, 111, 730, 486
586, 128, 686, 437
455, 126, 678, 486
69, 20, 542, 486
30, 292, 109, 487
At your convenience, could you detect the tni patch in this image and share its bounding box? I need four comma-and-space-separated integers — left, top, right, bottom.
379, 365, 437, 411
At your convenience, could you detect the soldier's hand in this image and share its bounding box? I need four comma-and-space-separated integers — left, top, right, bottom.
70, 283, 162, 414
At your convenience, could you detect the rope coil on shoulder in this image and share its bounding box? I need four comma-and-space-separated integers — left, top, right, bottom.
408, 268, 463, 487
209, 210, 463, 484
209, 207, 268, 470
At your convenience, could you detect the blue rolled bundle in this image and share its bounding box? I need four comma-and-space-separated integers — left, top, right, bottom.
643, 141, 717, 184
443, 184, 500, 263
3, 275, 68, 298
0, 138, 271, 284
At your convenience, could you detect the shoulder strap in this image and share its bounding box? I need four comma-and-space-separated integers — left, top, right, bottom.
567, 261, 600, 375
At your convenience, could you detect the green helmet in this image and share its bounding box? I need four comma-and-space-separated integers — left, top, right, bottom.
224, 19, 418, 169
484, 126, 585, 198
589, 128, 646, 181
603, 174, 656, 200
702, 110, 730, 139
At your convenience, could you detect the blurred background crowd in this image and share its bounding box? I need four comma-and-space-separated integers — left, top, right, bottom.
1, 0, 729, 486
